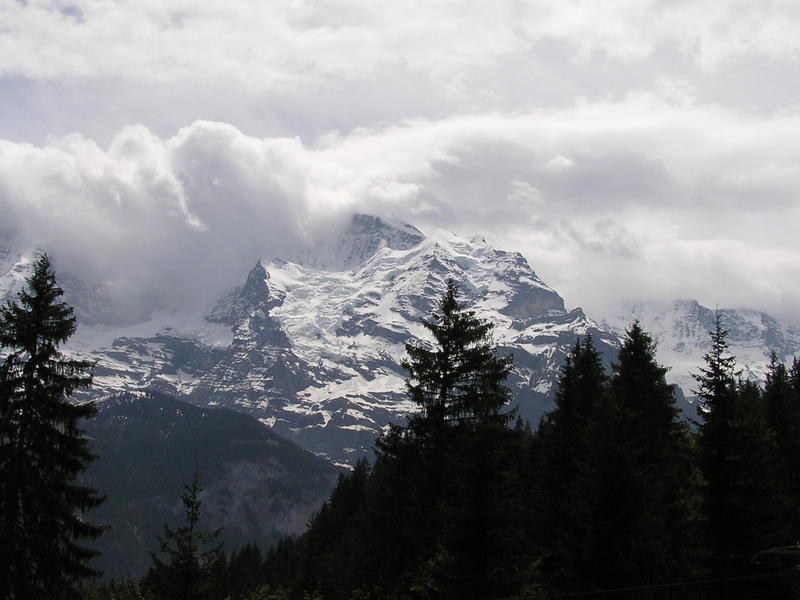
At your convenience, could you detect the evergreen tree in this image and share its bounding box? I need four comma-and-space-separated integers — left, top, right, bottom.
227, 543, 265, 600
763, 353, 800, 537
143, 472, 226, 600
0, 253, 104, 599
585, 322, 698, 592
695, 313, 787, 592
358, 422, 432, 596
261, 537, 301, 596
398, 279, 515, 599
401, 278, 512, 433
534, 335, 607, 591
423, 417, 529, 600
300, 458, 370, 598
764, 352, 792, 436
694, 311, 739, 432
694, 311, 739, 579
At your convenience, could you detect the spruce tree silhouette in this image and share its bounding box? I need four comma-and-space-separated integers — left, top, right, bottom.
143, 471, 225, 600
0, 253, 104, 599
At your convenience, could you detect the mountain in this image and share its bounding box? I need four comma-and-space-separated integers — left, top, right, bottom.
297, 213, 426, 270
4, 215, 797, 465
196, 226, 623, 463
81, 393, 338, 578
35, 216, 616, 464
603, 299, 800, 398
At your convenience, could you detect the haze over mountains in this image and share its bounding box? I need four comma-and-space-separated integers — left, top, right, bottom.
2, 213, 797, 465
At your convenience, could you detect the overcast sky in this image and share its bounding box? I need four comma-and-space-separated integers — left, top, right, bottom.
1, 1, 800, 324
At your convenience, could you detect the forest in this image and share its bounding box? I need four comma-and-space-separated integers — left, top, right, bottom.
2, 257, 800, 600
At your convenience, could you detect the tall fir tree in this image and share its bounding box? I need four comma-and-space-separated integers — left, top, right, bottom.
143, 472, 226, 600
584, 322, 698, 592
534, 335, 607, 591
0, 253, 104, 600
401, 278, 512, 433
402, 279, 515, 598
694, 310, 739, 579
695, 312, 787, 593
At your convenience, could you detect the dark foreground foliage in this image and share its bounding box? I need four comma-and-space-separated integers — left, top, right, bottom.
0, 254, 104, 600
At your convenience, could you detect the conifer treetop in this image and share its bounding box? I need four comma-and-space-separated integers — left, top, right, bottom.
402, 279, 512, 427
693, 310, 739, 423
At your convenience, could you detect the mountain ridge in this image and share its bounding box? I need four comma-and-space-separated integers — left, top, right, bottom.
2, 215, 797, 464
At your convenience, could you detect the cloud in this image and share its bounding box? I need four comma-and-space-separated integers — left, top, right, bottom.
3, 1, 800, 146
1, 93, 799, 324
0, 122, 318, 321
3, 1, 799, 85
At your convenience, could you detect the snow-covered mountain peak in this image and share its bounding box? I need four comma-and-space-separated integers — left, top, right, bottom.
348, 213, 424, 242
243, 259, 270, 292
344, 227, 566, 325
207, 259, 282, 327
297, 213, 425, 272
603, 299, 800, 397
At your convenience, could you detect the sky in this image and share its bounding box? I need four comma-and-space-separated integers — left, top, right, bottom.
1, 1, 800, 324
